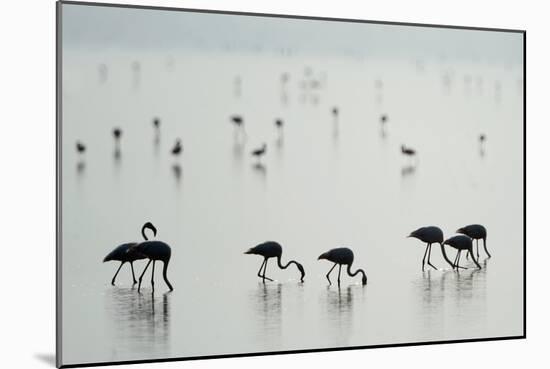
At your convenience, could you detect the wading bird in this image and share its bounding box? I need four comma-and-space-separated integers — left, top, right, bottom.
113, 128, 122, 142
153, 117, 160, 129
76, 141, 86, 154
318, 247, 367, 286
130, 222, 174, 293
251, 143, 267, 162
171, 139, 182, 156
102, 222, 155, 286
401, 144, 416, 157
244, 241, 305, 282
407, 226, 452, 271
443, 234, 482, 269
275, 118, 284, 130
380, 114, 388, 124
457, 224, 490, 258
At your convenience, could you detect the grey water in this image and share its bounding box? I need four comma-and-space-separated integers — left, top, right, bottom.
60, 16, 523, 367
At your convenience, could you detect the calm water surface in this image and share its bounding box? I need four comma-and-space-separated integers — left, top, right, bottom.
61, 50, 523, 365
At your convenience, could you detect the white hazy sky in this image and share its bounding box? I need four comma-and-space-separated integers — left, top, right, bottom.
61, 3, 523, 64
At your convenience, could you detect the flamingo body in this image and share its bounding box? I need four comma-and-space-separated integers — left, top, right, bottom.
318, 247, 367, 285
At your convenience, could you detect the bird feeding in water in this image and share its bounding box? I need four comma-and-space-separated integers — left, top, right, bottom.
407, 226, 451, 271
102, 222, 155, 286
244, 241, 305, 283
251, 143, 267, 163
457, 224, 490, 259
171, 139, 182, 156
442, 235, 482, 270
128, 222, 174, 292
318, 247, 367, 286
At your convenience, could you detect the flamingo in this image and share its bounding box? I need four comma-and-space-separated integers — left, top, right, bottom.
407, 226, 453, 271
153, 117, 160, 129
457, 224, 490, 258
171, 139, 182, 156
251, 143, 266, 162
103, 222, 156, 285
244, 241, 305, 282
318, 247, 367, 286
76, 141, 86, 154
401, 144, 416, 157
129, 222, 174, 292
443, 235, 482, 269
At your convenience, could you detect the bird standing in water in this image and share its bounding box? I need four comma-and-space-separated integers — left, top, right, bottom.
407, 226, 452, 271
251, 143, 267, 163
171, 139, 182, 156
129, 222, 174, 293
443, 235, 482, 269
318, 247, 367, 286
457, 224, 490, 258
102, 222, 156, 286
76, 141, 86, 154
244, 241, 305, 282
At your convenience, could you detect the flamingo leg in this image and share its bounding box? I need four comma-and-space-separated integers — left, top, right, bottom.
454, 251, 468, 270
421, 243, 430, 271
138, 259, 152, 293
151, 260, 156, 291
326, 263, 337, 285
337, 264, 342, 286
453, 251, 460, 270
476, 239, 480, 259
111, 262, 125, 286
262, 258, 274, 283
130, 262, 137, 285
470, 249, 482, 269
427, 243, 437, 270
257, 259, 266, 280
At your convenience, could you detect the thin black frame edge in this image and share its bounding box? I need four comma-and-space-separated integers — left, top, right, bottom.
55, 1, 527, 368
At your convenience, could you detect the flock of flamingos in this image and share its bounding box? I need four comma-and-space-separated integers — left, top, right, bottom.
72, 60, 494, 292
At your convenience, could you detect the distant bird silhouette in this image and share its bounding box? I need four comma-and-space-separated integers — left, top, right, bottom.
113, 128, 122, 141
443, 234, 482, 269
171, 139, 182, 156
231, 115, 244, 128
380, 114, 388, 124
76, 141, 86, 154
479, 134, 486, 143
401, 145, 416, 157
318, 247, 367, 286
275, 119, 284, 130
408, 226, 452, 271
103, 222, 155, 286
457, 224, 490, 258
129, 222, 174, 292
244, 241, 305, 282
332, 107, 339, 117
251, 143, 267, 162
153, 117, 160, 129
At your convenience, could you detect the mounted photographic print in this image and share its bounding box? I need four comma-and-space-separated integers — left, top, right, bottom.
56, 1, 525, 367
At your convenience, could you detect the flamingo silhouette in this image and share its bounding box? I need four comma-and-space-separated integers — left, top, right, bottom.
457, 224, 490, 258
443, 235, 482, 269
103, 222, 156, 285
318, 247, 367, 286
251, 143, 267, 163
76, 141, 86, 154
407, 226, 453, 271
244, 241, 305, 282
129, 222, 174, 293
171, 139, 182, 156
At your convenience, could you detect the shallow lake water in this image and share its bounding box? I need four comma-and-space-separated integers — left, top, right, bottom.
60, 46, 523, 365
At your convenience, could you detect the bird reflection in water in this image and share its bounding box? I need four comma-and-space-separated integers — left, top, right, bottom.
76, 160, 86, 175
172, 164, 182, 183
252, 162, 267, 178
250, 283, 282, 344
105, 288, 171, 358
401, 164, 416, 177
324, 285, 361, 346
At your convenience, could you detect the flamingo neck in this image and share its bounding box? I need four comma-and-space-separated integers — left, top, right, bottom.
346, 264, 367, 284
